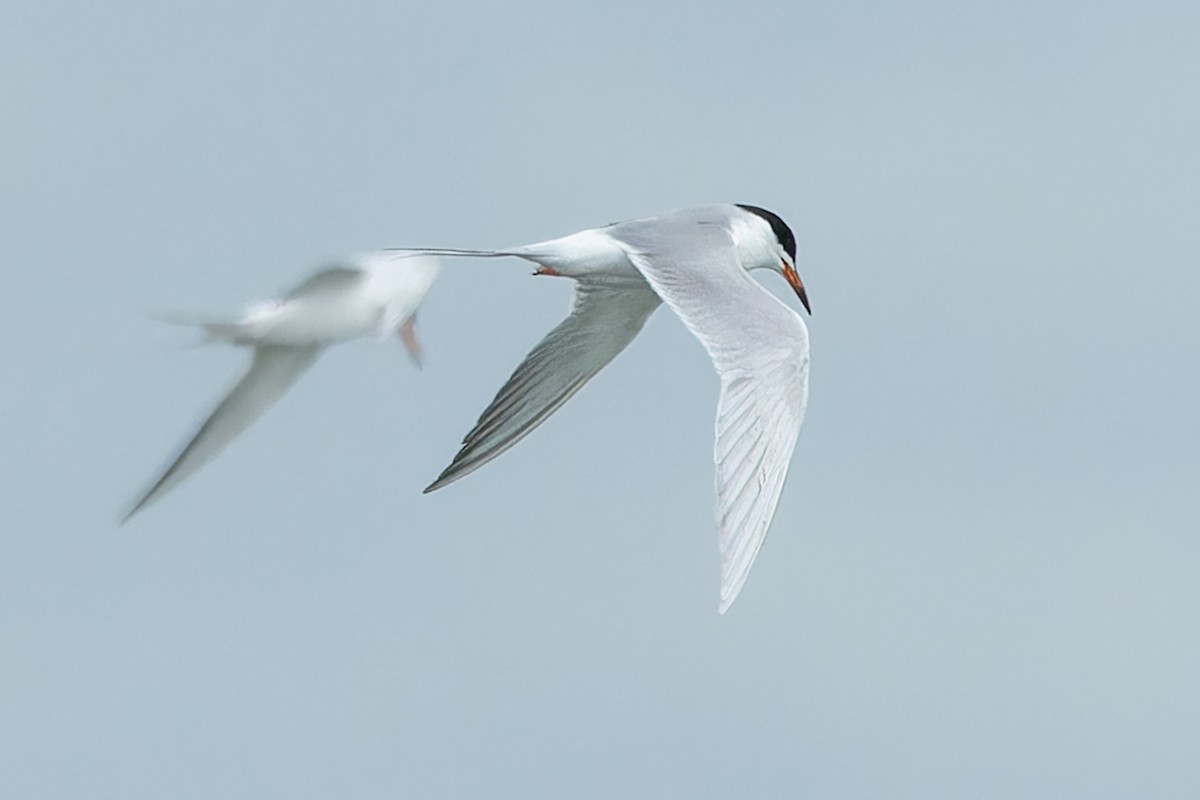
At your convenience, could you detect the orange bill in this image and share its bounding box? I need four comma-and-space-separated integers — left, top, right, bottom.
782, 262, 811, 314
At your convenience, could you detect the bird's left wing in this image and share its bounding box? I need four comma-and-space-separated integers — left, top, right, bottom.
612, 218, 810, 613
123, 344, 322, 521
425, 280, 661, 491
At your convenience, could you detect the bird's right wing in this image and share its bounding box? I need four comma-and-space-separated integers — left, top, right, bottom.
425, 281, 660, 491
123, 344, 322, 521
613, 216, 810, 613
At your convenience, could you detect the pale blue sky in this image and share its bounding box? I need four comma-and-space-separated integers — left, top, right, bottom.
3, 1, 1199, 797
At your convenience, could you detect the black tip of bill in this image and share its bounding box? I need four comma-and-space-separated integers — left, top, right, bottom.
782, 262, 811, 315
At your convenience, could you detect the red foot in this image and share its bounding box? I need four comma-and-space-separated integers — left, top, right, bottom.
534, 265, 562, 277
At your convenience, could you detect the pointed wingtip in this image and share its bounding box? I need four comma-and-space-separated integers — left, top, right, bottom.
117, 506, 141, 527
718, 578, 743, 614
422, 473, 452, 493
120, 472, 175, 526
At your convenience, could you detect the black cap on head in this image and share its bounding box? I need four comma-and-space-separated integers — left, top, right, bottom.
736, 204, 796, 261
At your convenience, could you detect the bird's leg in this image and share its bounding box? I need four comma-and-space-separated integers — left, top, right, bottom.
397, 316, 424, 368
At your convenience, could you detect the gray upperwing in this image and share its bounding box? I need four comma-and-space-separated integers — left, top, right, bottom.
283, 266, 364, 300
424, 281, 661, 492
122, 344, 322, 522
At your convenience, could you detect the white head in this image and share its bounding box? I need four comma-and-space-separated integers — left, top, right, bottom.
732, 204, 810, 314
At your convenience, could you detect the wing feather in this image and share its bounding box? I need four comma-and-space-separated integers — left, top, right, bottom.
123, 345, 322, 521
425, 281, 660, 492
613, 218, 809, 613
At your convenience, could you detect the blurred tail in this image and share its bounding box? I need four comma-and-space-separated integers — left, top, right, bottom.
146, 310, 246, 344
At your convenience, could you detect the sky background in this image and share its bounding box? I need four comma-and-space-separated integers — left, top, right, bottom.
3, 1, 1199, 797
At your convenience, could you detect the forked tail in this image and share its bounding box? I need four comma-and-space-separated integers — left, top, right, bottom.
146, 310, 248, 344
383, 247, 522, 259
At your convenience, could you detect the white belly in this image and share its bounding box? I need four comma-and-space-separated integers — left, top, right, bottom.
243, 297, 382, 345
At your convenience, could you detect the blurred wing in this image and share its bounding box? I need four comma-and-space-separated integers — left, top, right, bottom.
284, 267, 364, 300
425, 281, 660, 491
614, 220, 810, 613
123, 345, 322, 521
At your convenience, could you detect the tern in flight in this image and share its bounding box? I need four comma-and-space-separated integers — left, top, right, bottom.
123, 251, 440, 522
403, 204, 810, 612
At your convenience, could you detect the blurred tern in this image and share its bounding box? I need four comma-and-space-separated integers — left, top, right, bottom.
403, 204, 810, 612
123, 251, 440, 523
